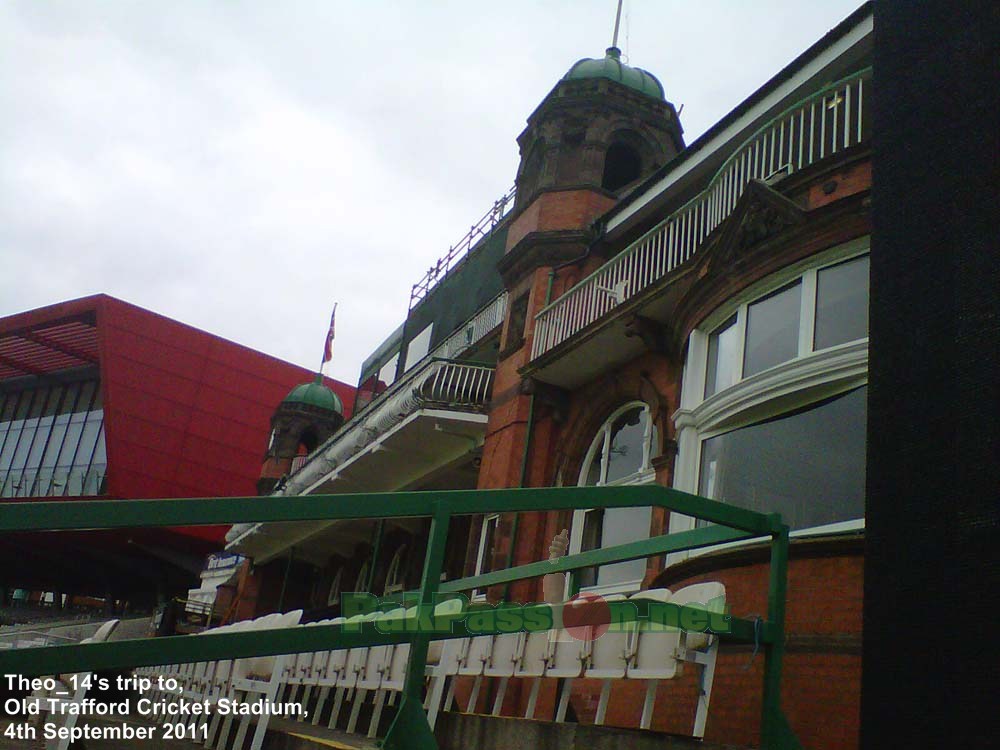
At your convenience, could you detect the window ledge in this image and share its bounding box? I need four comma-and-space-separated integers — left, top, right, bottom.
675, 339, 868, 435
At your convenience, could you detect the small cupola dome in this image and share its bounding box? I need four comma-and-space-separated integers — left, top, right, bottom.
562, 47, 665, 100
282, 375, 343, 415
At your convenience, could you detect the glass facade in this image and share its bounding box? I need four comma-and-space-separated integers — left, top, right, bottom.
698, 387, 867, 530
0, 378, 107, 497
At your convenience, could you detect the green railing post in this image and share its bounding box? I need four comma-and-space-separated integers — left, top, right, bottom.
381, 502, 451, 750
0, 486, 803, 749
760, 523, 801, 749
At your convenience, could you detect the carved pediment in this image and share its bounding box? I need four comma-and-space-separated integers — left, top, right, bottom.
701, 179, 806, 273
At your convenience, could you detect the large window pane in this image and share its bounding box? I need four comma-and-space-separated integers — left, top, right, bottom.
605, 407, 646, 483
815, 256, 870, 350
577, 404, 654, 589
706, 315, 740, 397
0, 379, 102, 497
74, 414, 103, 471
0, 392, 18, 422
743, 281, 801, 377
698, 387, 867, 530
597, 507, 652, 585
0, 426, 21, 471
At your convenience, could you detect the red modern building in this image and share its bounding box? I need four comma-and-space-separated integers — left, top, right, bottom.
0, 294, 352, 608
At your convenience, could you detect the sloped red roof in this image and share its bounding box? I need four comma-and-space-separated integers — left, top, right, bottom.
0, 296, 102, 380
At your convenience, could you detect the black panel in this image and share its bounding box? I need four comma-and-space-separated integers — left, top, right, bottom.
864, 3, 1000, 747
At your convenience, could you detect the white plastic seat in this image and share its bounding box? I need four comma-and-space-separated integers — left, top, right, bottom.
282, 618, 335, 711
419, 598, 468, 731
481, 627, 522, 716
330, 611, 379, 733
30, 618, 120, 750
627, 583, 726, 735
307, 616, 347, 727
544, 593, 628, 723
221, 610, 302, 750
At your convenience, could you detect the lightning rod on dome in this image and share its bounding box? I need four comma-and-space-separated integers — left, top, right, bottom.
611, 0, 624, 49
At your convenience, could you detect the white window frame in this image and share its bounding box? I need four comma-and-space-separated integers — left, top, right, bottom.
670, 238, 870, 560
326, 567, 344, 606
472, 512, 501, 601
569, 401, 656, 596
383, 545, 408, 595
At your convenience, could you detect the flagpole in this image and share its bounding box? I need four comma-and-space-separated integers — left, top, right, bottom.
319, 303, 337, 379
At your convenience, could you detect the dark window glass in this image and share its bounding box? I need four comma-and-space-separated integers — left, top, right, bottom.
479, 516, 498, 576
815, 256, 870, 350
744, 281, 801, 377
42, 386, 65, 417
13, 391, 33, 420
0, 392, 17, 422
706, 315, 739, 397
75, 381, 98, 413
605, 407, 646, 483
698, 387, 867, 530
25, 387, 49, 419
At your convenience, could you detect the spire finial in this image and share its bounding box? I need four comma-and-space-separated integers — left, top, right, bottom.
611, 0, 624, 49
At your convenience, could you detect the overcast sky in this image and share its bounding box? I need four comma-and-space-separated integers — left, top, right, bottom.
1, 1, 863, 385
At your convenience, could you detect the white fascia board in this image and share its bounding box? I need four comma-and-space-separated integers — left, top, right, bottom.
300, 408, 488, 495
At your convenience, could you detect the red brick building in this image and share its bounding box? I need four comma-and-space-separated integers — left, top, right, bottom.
226, 5, 872, 748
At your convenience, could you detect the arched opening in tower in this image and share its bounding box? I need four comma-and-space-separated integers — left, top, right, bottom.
602, 142, 643, 191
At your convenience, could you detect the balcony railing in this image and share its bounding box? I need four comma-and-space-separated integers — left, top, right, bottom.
531, 68, 872, 360
278, 358, 493, 499
431, 291, 508, 360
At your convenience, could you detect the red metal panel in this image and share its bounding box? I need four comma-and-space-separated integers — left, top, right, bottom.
90, 296, 353, 542
3, 294, 354, 546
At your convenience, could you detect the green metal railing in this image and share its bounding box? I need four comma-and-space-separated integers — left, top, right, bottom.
0, 485, 801, 749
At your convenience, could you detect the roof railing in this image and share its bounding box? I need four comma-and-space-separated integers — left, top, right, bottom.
409, 185, 516, 310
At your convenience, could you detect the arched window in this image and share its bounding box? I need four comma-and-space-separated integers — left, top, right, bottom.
602, 142, 643, 191
570, 402, 658, 591
383, 545, 408, 595
298, 427, 319, 455
354, 560, 370, 593
326, 567, 343, 606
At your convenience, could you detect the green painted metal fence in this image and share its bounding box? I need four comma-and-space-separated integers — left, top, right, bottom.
0, 485, 802, 749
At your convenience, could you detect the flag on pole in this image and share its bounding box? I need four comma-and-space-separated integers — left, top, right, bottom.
322, 303, 337, 364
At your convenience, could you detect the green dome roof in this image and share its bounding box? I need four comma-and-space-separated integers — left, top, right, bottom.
283, 376, 343, 414
563, 47, 664, 100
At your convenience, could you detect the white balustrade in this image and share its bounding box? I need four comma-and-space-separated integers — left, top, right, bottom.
532, 69, 871, 360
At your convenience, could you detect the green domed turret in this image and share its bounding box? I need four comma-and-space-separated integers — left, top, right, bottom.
563, 47, 665, 100
282, 375, 343, 415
